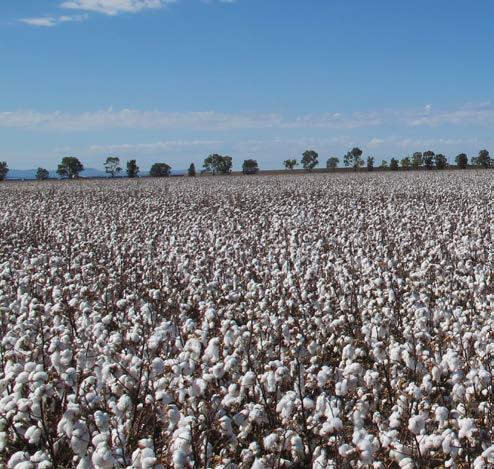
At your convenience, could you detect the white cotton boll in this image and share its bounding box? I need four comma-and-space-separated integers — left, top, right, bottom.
92, 444, 115, 469
116, 299, 127, 309
205, 308, 216, 321
241, 371, 256, 387
399, 458, 414, 469
142, 457, 157, 469
71, 425, 89, 457
473, 445, 494, 468
94, 411, 110, 432
172, 449, 186, 468
408, 415, 425, 435
338, 443, 354, 458
458, 418, 475, 439
152, 357, 165, 374
317, 366, 331, 387
24, 425, 41, 445
203, 338, 220, 364
321, 417, 343, 435
264, 370, 277, 392
117, 394, 132, 413
335, 380, 348, 396
290, 435, 304, 458
8, 452, 30, 469
212, 362, 225, 379
435, 406, 448, 425
263, 433, 278, 452
251, 458, 266, 469
167, 407, 181, 431
12, 463, 34, 469
313, 450, 327, 468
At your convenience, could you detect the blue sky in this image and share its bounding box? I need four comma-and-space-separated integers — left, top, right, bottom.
1, 0, 494, 170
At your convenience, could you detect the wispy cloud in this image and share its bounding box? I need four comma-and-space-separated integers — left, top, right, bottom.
19, 0, 176, 26
19, 17, 58, 27
19, 14, 88, 27
60, 0, 176, 15
89, 139, 225, 153
2, 104, 494, 131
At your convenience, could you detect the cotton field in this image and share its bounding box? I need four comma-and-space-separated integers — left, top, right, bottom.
0, 171, 493, 469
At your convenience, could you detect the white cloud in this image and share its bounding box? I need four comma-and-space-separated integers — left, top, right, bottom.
0, 109, 283, 131
19, 14, 88, 27
60, 0, 175, 16
89, 139, 224, 153
2, 104, 494, 132
19, 17, 58, 27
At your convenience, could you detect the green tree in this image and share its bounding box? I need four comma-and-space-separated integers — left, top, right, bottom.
411, 152, 423, 170
434, 153, 448, 170
401, 157, 411, 170
104, 156, 122, 177
150, 163, 171, 177
380, 160, 388, 169
127, 160, 139, 178
423, 150, 435, 170
390, 158, 399, 170
203, 154, 232, 175
57, 157, 84, 179
472, 149, 491, 168
0, 161, 8, 181
326, 157, 339, 172
366, 156, 375, 172
344, 147, 364, 171
455, 153, 468, 169
242, 159, 259, 174
188, 163, 196, 177
283, 159, 298, 170
36, 167, 49, 180
302, 150, 319, 171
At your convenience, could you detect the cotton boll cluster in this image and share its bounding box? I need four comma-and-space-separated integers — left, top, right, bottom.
0, 171, 492, 467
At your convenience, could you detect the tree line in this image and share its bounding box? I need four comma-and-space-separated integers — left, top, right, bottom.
285, 148, 492, 172
0, 148, 491, 181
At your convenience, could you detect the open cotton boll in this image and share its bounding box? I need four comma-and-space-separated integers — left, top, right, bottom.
211, 362, 225, 379
24, 425, 41, 445
241, 371, 256, 387
8, 452, 31, 468
458, 418, 476, 439
263, 433, 278, 452
408, 415, 425, 435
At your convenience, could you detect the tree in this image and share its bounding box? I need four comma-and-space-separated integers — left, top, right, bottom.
390, 158, 399, 170
366, 156, 375, 172
326, 157, 339, 172
203, 154, 232, 175
150, 163, 171, 177
301, 150, 319, 171
242, 159, 259, 174
455, 153, 468, 169
188, 163, 196, 177
401, 157, 411, 170
283, 159, 298, 170
380, 160, 388, 169
104, 156, 122, 177
434, 153, 448, 170
472, 149, 491, 168
57, 157, 84, 179
127, 160, 139, 178
344, 147, 364, 171
423, 150, 435, 170
411, 152, 423, 170
0, 161, 8, 181
36, 167, 49, 180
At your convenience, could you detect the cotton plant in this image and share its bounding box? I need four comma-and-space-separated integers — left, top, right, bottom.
0, 171, 492, 467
